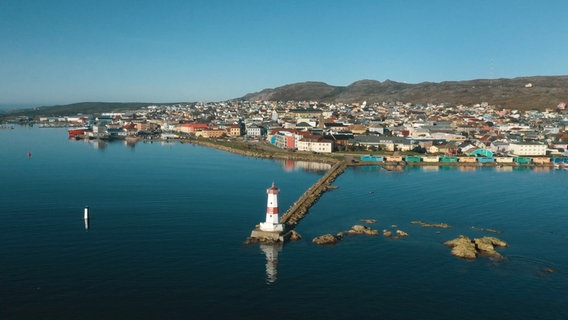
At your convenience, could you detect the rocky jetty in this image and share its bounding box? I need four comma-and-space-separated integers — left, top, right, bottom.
347, 225, 379, 236
280, 161, 346, 227
444, 235, 507, 260
312, 233, 343, 245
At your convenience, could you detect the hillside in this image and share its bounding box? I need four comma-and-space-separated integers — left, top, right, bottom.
242, 76, 568, 110
0, 102, 176, 120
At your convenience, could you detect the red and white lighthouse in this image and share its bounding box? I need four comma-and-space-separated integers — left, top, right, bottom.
260, 182, 284, 232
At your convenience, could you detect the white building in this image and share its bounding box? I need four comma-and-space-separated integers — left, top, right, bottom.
297, 136, 333, 153
509, 142, 547, 156
246, 124, 263, 137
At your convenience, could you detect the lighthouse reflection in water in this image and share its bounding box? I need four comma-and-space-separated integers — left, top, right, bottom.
259, 243, 283, 284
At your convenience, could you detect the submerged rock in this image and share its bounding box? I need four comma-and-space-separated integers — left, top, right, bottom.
411, 221, 452, 229
313, 234, 341, 245
360, 219, 377, 224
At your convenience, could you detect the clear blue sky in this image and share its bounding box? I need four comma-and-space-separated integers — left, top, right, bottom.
1, 0, 568, 106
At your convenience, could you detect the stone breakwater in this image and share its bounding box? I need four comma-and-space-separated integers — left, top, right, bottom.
189, 138, 348, 244
280, 161, 346, 228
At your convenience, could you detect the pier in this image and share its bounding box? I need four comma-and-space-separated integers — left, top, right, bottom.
280, 160, 346, 228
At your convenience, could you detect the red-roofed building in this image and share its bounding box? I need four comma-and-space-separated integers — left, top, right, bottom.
176, 123, 209, 134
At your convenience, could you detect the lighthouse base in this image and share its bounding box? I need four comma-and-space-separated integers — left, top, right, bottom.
259, 222, 284, 232
250, 229, 285, 242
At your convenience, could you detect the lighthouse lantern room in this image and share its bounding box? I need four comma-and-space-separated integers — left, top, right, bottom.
259, 182, 284, 232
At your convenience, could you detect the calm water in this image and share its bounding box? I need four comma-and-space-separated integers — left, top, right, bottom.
1, 126, 567, 320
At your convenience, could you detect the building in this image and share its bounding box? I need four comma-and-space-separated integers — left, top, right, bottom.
201, 128, 226, 138
273, 131, 297, 150
509, 142, 547, 156
246, 124, 263, 137
228, 124, 241, 137
297, 136, 333, 153
176, 123, 209, 134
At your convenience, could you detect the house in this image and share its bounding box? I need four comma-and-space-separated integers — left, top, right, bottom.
428, 144, 448, 154
228, 124, 241, 137
246, 124, 263, 137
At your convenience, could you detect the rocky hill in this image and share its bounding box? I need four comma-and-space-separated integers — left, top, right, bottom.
241, 76, 568, 110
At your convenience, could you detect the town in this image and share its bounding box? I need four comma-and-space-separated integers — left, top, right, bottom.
32, 99, 568, 166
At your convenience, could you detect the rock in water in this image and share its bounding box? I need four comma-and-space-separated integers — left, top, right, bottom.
288, 230, 302, 241
474, 237, 496, 252
451, 243, 478, 259
444, 235, 477, 259
382, 230, 393, 237
313, 234, 340, 245
480, 236, 507, 247
348, 225, 379, 236
396, 230, 409, 237
360, 219, 377, 224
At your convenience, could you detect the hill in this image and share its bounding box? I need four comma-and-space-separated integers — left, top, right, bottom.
0, 102, 178, 120
241, 76, 568, 110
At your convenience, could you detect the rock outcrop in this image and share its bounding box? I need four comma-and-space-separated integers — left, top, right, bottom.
396, 230, 409, 237
444, 235, 478, 259
288, 230, 302, 241
444, 235, 507, 260
312, 233, 342, 245
347, 225, 379, 236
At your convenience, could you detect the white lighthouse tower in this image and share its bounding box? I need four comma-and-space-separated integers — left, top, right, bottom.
259, 182, 284, 232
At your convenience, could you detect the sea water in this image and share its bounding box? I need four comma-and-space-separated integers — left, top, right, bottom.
1, 126, 567, 319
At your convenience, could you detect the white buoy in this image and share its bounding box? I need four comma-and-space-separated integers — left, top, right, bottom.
84, 206, 89, 220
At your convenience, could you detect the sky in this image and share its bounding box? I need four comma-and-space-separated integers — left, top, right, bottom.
1, 0, 568, 106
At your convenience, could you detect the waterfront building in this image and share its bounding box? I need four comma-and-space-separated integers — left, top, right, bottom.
297, 136, 333, 153
509, 142, 547, 156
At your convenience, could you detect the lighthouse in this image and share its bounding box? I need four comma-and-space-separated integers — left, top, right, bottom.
259, 182, 284, 232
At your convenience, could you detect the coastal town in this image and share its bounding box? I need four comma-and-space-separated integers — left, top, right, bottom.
14, 99, 568, 166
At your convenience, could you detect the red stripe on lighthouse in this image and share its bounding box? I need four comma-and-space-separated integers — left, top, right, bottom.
267, 207, 279, 214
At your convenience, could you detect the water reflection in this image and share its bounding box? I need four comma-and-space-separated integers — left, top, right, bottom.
276, 159, 331, 173
259, 243, 283, 284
